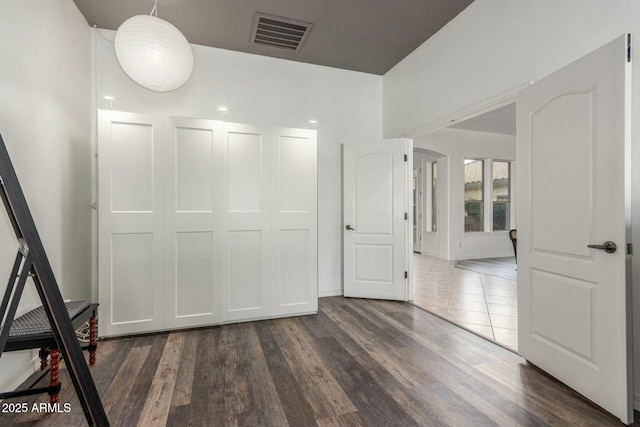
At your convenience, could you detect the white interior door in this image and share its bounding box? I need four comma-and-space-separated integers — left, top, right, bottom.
517, 34, 632, 423
343, 139, 412, 300
98, 111, 165, 336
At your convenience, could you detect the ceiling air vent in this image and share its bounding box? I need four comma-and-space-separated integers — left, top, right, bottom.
250, 13, 313, 52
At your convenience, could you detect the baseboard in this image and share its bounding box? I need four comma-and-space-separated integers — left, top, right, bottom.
319, 288, 343, 297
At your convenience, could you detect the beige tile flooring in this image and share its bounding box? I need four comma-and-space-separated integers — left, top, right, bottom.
411, 254, 518, 351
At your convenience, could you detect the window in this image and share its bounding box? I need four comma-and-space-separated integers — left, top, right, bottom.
464, 159, 483, 232
492, 161, 510, 231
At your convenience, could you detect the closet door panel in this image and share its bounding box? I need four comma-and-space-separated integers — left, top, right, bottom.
279, 229, 311, 305
175, 231, 215, 317
98, 111, 165, 336
175, 127, 214, 212
165, 118, 222, 328
227, 132, 262, 212
271, 128, 318, 315
110, 123, 154, 212
111, 233, 155, 323
223, 123, 271, 321
227, 230, 263, 311
279, 134, 313, 211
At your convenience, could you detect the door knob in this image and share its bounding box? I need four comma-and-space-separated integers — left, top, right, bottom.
345, 225, 355, 231
587, 241, 617, 253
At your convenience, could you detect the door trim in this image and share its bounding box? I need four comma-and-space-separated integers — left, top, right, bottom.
403, 83, 529, 140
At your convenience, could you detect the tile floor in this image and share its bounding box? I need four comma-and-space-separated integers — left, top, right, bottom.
411, 254, 518, 351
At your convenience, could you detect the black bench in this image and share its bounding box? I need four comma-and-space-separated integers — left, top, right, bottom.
0, 301, 98, 402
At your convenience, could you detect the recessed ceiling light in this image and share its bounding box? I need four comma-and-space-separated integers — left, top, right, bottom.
217, 106, 228, 113
103, 95, 115, 109
309, 119, 318, 125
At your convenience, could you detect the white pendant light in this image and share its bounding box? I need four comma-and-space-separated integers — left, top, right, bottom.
114, 1, 193, 92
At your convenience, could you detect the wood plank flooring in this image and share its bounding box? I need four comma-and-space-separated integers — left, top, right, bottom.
0, 297, 633, 426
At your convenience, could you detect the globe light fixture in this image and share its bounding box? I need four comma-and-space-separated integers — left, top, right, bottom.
114, 1, 193, 92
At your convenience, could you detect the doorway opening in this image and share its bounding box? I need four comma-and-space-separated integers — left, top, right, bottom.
410, 102, 518, 352
413, 148, 443, 257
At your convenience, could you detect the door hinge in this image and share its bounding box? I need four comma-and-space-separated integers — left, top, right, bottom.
404, 154, 408, 162
627, 34, 632, 62
627, 243, 633, 255
404, 212, 408, 220
404, 271, 408, 279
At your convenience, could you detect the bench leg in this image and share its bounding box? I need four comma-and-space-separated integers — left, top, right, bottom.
89, 315, 97, 365
39, 348, 50, 370
49, 349, 59, 404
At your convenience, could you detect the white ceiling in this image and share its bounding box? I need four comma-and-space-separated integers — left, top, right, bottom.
73, 0, 473, 75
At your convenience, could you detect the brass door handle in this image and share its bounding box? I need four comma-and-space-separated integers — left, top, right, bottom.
587, 241, 617, 253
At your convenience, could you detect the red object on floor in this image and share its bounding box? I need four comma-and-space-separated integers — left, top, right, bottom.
89, 316, 97, 365
49, 349, 59, 403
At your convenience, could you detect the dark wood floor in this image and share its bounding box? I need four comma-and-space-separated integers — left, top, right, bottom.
0, 297, 633, 426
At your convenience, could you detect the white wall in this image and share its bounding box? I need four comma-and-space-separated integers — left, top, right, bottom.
94, 30, 383, 298
0, 0, 91, 389
384, 0, 640, 138
384, 0, 640, 407
414, 128, 516, 260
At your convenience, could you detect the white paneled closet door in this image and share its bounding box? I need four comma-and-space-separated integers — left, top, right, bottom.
222, 123, 271, 322
164, 118, 223, 328
270, 128, 318, 315
98, 112, 318, 336
98, 111, 165, 336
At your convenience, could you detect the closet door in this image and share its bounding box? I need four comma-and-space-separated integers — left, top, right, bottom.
270, 128, 318, 315
222, 123, 271, 322
98, 111, 165, 336
164, 118, 223, 328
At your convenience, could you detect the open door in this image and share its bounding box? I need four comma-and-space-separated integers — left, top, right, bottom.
517, 34, 632, 423
343, 139, 412, 300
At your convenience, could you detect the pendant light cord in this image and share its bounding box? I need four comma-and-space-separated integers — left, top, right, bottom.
150, 0, 158, 17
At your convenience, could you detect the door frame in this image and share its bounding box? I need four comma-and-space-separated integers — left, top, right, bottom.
403, 83, 529, 140
413, 163, 422, 253
413, 149, 443, 257
407, 87, 524, 265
